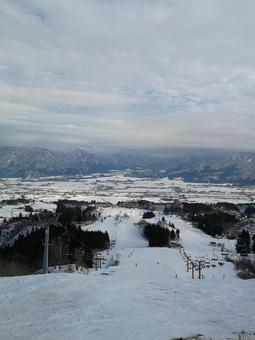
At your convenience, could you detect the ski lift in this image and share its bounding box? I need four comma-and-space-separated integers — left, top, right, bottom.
211, 253, 218, 261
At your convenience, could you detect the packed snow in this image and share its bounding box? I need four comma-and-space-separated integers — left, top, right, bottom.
0, 207, 254, 340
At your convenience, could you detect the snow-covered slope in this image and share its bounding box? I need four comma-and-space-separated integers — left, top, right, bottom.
84, 207, 147, 248
0, 209, 254, 340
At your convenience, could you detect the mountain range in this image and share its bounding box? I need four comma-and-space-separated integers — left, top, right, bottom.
0, 145, 255, 185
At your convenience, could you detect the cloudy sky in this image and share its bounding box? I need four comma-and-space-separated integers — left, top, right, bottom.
0, 0, 255, 151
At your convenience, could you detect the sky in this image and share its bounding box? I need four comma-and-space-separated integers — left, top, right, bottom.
0, 0, 255, 152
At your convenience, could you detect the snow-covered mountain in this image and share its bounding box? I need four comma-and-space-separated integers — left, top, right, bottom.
0, 146, 110, 178
165, 152, 255, 185
0, 208, 254, 340
1, 145, 255, 185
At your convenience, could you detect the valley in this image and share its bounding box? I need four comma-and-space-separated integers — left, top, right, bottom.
0, 172, 255, 339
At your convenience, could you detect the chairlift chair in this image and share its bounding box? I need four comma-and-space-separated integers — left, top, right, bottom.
211, 253, 218, 261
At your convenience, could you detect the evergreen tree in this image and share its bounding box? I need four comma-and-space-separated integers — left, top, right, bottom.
252, 234, 255, 253
170, 229, 176, 240
176, 229, 180, 239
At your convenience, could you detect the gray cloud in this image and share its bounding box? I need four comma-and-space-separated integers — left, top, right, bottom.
0, 0, 255, 151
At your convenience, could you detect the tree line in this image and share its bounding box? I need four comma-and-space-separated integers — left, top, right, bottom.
141, 221, 180, 247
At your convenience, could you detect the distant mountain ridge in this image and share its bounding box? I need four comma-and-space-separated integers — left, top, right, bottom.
0, 146, 110, 178
0, 145, 255, 185
164, 153, 255, 185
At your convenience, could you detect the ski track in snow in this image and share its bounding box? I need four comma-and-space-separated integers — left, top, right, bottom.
0, 208, 255, 340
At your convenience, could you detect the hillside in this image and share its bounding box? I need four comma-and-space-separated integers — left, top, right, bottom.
166, 153, 255, 185
0, 208, 254, 340
0, 146, 111, 178
1, 146, 255, 185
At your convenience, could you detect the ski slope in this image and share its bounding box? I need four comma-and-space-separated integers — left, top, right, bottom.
0, 209, 254, 340
84, 207, 147, 249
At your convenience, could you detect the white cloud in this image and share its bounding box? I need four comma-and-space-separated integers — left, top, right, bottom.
0, 0, 255, 151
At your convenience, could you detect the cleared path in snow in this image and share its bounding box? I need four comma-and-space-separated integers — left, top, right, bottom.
84, 207, 147, 249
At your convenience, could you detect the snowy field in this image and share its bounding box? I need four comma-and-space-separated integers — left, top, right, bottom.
0, 208, 254, 340
1, 171, 255, 216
